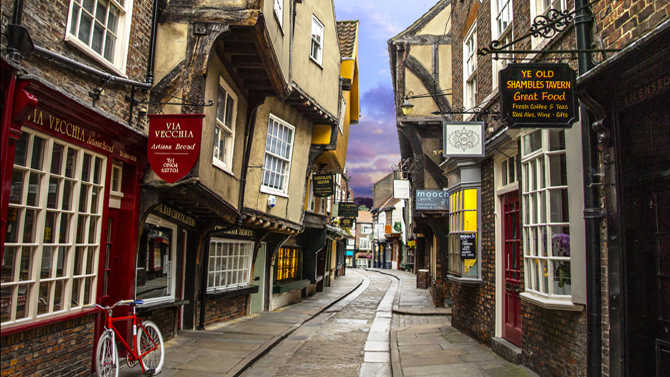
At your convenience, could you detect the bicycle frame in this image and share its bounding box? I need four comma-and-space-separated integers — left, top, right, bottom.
101, 304, 159, 374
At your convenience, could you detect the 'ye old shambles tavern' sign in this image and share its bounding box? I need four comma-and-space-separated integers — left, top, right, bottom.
148, 114, 204, 183
500, 63, 578, 128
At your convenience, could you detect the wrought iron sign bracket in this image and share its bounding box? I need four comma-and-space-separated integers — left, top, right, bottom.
248, 163, 264, 173
125, 95, 214, 109
478, 0, 620, 58
431, 106, 501, 121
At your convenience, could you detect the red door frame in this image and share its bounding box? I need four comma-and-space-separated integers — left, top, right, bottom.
502, 191, 522, 346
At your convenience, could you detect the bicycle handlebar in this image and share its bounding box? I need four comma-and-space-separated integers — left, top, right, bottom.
82, 299, 145, 311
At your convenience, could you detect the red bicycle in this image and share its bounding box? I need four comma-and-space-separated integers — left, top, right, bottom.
85, 300, 164, 377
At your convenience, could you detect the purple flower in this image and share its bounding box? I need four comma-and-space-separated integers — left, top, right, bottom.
552, 233, 570, 257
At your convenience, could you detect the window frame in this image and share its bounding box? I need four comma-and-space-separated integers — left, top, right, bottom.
273, 0, 284, 30
491, 0, 514, 89
519, 129, 583, 310
274, 247, 300, 283
447, 187, 482, 282
2, 129, 106, 326
213, 78, 238, 174
310, 15, 325, 66
207, 239, 253, 292
463, 23, 478, 110
530, 0, 568, 48
65, 0, 133, 76
135, 214, 178, 304
260, 114, 295, 196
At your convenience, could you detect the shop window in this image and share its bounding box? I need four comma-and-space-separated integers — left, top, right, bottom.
213, 78, 237, 173
2, 130, 106, 326
207, 240, 253, 291
501, 155, 518, 186
310, 15, 324, 65
261, 115, 295, 195
463, 24, 478, 110
66, 0, 133, 74
275, 247, 299, 283
521, 130, 574, 301
136, 215, 177, 302
448, 188, 480, 279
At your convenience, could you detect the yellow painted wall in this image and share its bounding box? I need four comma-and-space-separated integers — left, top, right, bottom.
418, 4, 452, 35
405, 70, 440, 115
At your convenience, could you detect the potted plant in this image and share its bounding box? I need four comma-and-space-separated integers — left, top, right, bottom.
552, 233, 571, 295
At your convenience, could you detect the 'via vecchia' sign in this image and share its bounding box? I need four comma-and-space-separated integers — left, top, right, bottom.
500, 63, 578, 128
148, 114, 204, 183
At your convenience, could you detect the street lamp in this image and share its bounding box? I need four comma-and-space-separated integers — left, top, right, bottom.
401, 96, 414, 117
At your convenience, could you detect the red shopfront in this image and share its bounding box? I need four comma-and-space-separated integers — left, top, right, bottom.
1, 71, 146, 374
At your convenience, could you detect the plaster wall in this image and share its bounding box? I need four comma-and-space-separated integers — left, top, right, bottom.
263, 0, 290, 82
439, 44, 453, 106
410, 45, 433, 73
418, 3, 452, 35
291, 0, 341, 115
244, 97, 313, 224
405, 70, 440, 115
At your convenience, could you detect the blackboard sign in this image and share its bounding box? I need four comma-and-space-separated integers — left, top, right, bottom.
460, 233, 477, 259
313, 174, 334, 197
338, 202, 358, 218
341, 218, 354, 228
416, 190, 449, 211
500, 63, 578, 128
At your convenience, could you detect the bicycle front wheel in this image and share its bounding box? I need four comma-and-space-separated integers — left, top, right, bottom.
136, 320, 164, 375
96, 331, 118, 377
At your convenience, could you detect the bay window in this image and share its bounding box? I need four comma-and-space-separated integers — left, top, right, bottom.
448, 188, 480, 279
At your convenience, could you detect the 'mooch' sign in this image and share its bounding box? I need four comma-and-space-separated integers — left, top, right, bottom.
148, 114, 204, 183
500, 63, 578, 128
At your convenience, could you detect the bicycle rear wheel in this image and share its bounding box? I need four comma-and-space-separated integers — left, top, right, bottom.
136, 320, 164, 375
96, 331, 118, 377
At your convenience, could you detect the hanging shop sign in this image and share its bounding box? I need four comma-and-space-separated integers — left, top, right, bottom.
340, 218, 355, 228
148, 114, 204, 183
443, 122, 485, 157
460, 233, 477, 259
393, 179, 410, 199
500, 63, 578, 128
313, 173, 334, 197
338, 202, 359, 218
416, 190, 449, 211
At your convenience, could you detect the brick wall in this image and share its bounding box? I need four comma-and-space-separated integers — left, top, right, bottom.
1, 0, 153, 132
593, 0, 669, 51
0, 314, 96, 377
521, 304, 587, 376
141, 307, 179, 341
198, 295, 247, 327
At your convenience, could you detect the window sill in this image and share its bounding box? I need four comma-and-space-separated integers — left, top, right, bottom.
205, 285, 259, 301
520, 292, 584, 312
310, 56, 324, 69
447, 275, 483, 285
212, 160, 235, 177
260, 186, 289, 198
136, 299, 190, 313
272, 279, 310, 294
64, 34, 127, 77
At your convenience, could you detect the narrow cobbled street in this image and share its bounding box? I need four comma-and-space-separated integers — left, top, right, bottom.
120, 269, 538, 377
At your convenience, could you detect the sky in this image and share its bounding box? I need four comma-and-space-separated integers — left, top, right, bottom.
334, 0, 440, 198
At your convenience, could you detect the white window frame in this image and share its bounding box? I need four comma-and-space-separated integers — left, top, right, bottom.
491, 0, 514, 89
530, 0, 568, 48
519, 129, 583, 310
463, 24, 478, 110
65, 0, 133, 76
260, 114, 295, 196
447, 187, 482, 281
310, 15, 324, 66
359, 237, 370, 250
274, 0, 284, 30
2, 129, 106, 327
207, 239, 253, 292
136, 214, 178, 304
109, 163, 124, 209
213, 78, 237, 174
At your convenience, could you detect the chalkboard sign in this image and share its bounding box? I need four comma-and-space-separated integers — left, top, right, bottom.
313, 174, 334, 197
460, 233, 477, 259
338, 202, 359, 218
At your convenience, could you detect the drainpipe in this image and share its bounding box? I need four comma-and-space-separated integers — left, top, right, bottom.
575, 1, 601, 376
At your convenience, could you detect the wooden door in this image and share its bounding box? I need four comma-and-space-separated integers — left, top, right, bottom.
502, 191, 522, 346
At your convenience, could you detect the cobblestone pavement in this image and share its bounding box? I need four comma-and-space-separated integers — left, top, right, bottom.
243, 269, 393, 377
